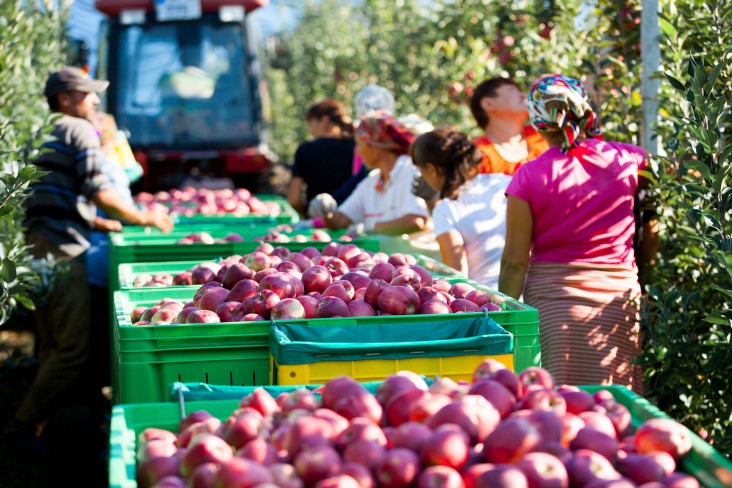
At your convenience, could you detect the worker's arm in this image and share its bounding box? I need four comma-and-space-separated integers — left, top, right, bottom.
92, 188, 174, 233
436, 231, 468, 275
286, 176, 306, 215
498, 196, 533, 299
372, 214, 428, 236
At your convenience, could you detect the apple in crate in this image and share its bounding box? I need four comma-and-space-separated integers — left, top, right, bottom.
633, 418, 692, 460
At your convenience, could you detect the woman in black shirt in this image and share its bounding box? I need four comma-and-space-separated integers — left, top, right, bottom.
287, 99, 356, 216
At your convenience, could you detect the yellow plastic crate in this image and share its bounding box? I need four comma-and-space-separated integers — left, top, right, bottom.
268, 316, 514, 386
271, 353, 514, 385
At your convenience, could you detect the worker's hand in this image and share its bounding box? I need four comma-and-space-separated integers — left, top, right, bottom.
307, 193, 338, 219
412, 175, 439, 203
93, 216, 123, 232
144, 210, 174, 233
345, 221, 375, 236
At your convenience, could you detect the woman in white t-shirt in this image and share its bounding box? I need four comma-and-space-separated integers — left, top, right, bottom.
410, 128, 511, 288
324, 111, 430, 235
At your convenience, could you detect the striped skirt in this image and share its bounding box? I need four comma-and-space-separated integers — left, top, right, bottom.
524, 262, 644, 393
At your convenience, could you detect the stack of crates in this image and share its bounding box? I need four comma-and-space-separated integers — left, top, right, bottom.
111, 258, 539, 404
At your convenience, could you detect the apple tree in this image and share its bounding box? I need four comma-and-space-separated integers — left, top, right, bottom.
0, 0, 69, 325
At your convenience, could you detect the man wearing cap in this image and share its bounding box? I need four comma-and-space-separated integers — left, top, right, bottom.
6, 66, 172, 438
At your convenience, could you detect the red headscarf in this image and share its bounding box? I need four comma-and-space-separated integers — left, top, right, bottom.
356, 110, 416, 155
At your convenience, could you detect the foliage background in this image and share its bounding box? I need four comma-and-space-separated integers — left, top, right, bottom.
0, 0, 69, 325
264, 0, 731, 456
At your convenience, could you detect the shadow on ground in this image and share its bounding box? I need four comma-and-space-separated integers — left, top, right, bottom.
0, 311, 110, 488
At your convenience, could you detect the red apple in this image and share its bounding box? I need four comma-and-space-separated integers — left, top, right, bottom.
227, 279, 259, 302
243, 290, 281, 319
290, 252, 314, 272
216, 457, 274, 488
427, 395, 500, 444
569, 427, 619, 461
634, 419, 692, 460
322, 282, 354, 303
316, 296, 350, 318
217, 301, 246, 322
559, 390, 595, 415
186, 310, 221, 324
244, 252, 271, 272
374, 448, 420, 488
340, 272, 371, 291
323, 258, 349, 278
302, 265, 334, 294
296, 295, 318, 318
197, 286, 231, 312
378, 286, 420, 315
659, 473, 700, 488
272, 298, 306, 320
449, 282, 475, 299
347, 299, 376, 317
417, 466, 463, 488
468, 380, 516, 419
519, 367, 555, 391
369, 262, 396, 282
364, 279, 389, 309
419, 300, 452, 315
475, 465, 529, 488
294, 445, 342, 487
421, 424, 471, 470
343, 439, 386, 470
520, 388, 567, 415
564, 450, 621, 487
339, 462, 374, 488
269, 463, 305, 488
578, 411, 617, 439
259, 272, 302, 300
615, 453, 666, 484
515, 452, 569, 488
391, 421, 433, 453
483, 417, 542, 464
450, 299, 481, 313
408, 265, 433, 288
181, 434, 234, 477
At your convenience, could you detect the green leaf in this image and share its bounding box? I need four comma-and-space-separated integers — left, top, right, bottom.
683, 160, 713, 181
703, 312, 730, 326
2, 257, 16, 281
703, 60, 725, 95
659, 17, 677, 39
665, 74, 686, 93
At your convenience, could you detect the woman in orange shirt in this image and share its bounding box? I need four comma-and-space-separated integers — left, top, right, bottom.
469, 77, 549, 175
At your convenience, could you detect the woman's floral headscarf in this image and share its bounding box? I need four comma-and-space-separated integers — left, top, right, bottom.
528, 74, 602, 151
356, 111, 416, 155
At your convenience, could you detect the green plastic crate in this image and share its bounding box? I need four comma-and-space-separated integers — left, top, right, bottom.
172, 194, 300, 225
109, 234, 380, 292
115, 236, 381, 290
110, 385, 732, 488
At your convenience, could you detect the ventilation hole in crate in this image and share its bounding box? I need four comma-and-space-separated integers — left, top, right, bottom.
252, 370, 256, 385
290, 372, 296, 378
178, 373, 182, 382
230, 372, 233, 386
205, 373, 209, 383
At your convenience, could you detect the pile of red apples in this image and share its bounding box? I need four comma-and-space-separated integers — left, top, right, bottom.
129, 243, 500, 325
135, 187, 281, 218
172, 229, 339, 246
135, 363, 698, 488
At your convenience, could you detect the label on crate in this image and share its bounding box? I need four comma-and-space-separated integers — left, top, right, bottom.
154, 0, 201, 21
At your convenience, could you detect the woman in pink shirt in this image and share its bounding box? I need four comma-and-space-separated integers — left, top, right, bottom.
499, 74, 647, 391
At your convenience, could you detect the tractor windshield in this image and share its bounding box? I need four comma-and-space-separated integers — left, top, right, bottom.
111, 15, 257, 148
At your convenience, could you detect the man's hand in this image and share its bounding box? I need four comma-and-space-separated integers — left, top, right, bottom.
144, 211, 174, 233
93, 216, 123, 232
